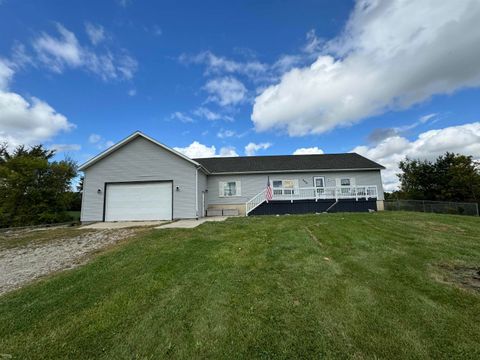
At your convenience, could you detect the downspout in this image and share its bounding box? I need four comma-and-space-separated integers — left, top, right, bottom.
195, 167, 199, 219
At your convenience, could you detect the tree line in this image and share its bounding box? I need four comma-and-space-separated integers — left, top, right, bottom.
0, 144, 80, 228
386, 152, 480, 203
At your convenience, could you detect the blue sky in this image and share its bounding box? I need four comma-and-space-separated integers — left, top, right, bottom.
1, 0, 480, 189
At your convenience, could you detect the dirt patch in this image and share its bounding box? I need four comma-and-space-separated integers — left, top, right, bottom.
0, 229, 137, 296
304, 226, 323, 246
423, 221, 466, 234
436, 264, 480, 292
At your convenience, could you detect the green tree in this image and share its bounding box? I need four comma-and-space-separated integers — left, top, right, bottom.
0, 144, 77, 227
398, 152, 480, 202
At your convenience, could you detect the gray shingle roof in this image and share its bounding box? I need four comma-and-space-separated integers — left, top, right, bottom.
194, 153, 385, 174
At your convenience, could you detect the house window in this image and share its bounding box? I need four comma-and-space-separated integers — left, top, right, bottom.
339, 178, 352, 195
314, 176, 325, 195
219, 181, 241, 197
340, 178, 351, 186
272, 179, 298, 195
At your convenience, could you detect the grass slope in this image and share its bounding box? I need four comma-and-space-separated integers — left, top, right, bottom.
0, 212, 479, 359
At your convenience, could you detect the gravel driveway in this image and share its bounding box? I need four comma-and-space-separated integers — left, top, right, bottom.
0, 228, 137, 296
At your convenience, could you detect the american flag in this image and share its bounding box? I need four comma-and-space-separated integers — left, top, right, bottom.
265, 176, 273, 202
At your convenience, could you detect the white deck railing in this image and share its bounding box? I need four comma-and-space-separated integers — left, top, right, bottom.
245, 189, 267, 215
245, 185, 378, 215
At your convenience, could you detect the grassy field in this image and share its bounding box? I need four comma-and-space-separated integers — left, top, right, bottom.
0, 212, 479, 359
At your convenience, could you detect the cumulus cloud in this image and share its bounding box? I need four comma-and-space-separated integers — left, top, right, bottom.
33, 23, 137, 80
272, 54, 303, 74
252, 0, 480, 136
244, 142, 271, 156
219, 146, 239, 157
0, 92, 74, 148
352, 122, 480, 191
293, 146, 324, 155
85, 22, 106, 45
0, 59, 74, 148
204, 76, 247, 106
173, 141, 239, 158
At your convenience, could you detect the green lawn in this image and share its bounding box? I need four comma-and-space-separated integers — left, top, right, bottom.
1, 212, 479, 359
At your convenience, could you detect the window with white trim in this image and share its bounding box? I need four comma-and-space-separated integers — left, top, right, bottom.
219, 181, 241, 197
314, 176, 325, 195
272, 179, 299, 195
337, 177, 355, 194
340, 178, 351, 186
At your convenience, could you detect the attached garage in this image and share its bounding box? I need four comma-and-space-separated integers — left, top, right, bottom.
104, 182, 172, 221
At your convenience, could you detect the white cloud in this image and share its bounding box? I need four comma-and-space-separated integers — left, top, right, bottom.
180, 51, 267, 79
217, 129, 236, 139
88, 133, 101, 144
33, 23, 137, 81
169, 111, 194, 123
193, 107, 233, 122
204, 77, 247, 106
174, 141, 240, 158
0, 53, 74, 150
419, 113, 437, 124
88, 133, 113, 149
174, 141, 216, 158
85, 22, 106, 45
252, 0, 480, 136
219, 146, 239, 157
244, 142, 272, 156
51, 143, 81, 152
10, 43, 33, 69
303, 29, 322, 54
0, 92, 74, 148
293, 146, 324, 155
352, 122, 480, 191
0, 59, 14, 90
128, 88, 136, 96
272, 54, 303, 73
34, 23, 83, 70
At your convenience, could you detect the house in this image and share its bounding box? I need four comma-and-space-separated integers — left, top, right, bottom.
79, 131, 385, 222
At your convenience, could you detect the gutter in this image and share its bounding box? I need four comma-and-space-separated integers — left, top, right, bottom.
202, 167, 385, 175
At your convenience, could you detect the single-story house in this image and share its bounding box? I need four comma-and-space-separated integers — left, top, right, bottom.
79, 131, 385, 222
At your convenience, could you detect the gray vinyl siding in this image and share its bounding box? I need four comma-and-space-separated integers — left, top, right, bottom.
197, 170, 208, 218
81, 136, 198, 221
206, 170, 384, 206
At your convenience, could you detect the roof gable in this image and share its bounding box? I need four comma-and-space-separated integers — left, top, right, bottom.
193, 153, 385, 174
78, 131, 201, 171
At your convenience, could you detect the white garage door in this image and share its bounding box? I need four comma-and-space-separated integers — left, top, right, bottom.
105, 182, 172, 221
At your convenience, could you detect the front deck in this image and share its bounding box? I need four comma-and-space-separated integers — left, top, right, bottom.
246, 185, 379, 215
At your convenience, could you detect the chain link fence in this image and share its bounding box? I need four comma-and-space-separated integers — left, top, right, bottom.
384, 200, 479, 216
